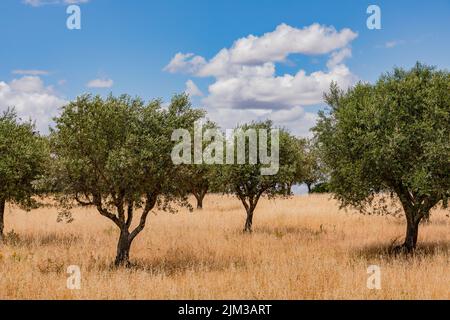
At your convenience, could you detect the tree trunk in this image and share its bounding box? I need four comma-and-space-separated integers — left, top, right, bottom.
115, 229, 132, 267
243, 209, 254, 233
197, 197, 203, 209
307, 183, 312, 194
193, 188, 208, 210
0, 198, 5, 242
286, 183, 293, 195
395, 190, 437, 253
194, 193, 204, 209
403, 216, 420, 253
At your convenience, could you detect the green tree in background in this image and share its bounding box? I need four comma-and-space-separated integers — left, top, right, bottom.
219, 121, 298, 232
180, 121, 220, 209
283, 136, 307, 195
0, 110, 48, 242
302, 139, 326, 193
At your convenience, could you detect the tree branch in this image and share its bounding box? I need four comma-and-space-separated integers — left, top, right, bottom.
125, 201, 133, 228
129, 192, 158, 241
74, 192, 94, 206
93, 193, 122, 228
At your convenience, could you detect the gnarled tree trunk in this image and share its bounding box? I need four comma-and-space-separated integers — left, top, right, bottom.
244, 208, 254, 233
92, 191, 158, 267
115, 229, 132, 267
237, 191, 263, 233
403, 215, 420, 253
193, 188, 208, 210
394, 187, 440, 254
194, 193, 204, 209
397, 193, 430, 253
0, 198, 5, 242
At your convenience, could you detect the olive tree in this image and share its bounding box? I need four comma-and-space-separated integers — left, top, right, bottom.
0, 109, 48, 242
185, 166, 210, 209
282, 137, 324, 195
314, 63, 449, 252
180, 121, 219, 209
51, 94, 204, 266
220, 121, 297, 232
283, 136, 307, 195
302, 139, 326, 193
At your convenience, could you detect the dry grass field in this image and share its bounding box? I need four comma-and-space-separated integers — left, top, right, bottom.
0, 194, 448, 300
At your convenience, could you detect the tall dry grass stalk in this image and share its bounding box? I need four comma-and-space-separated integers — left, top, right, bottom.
0, 194, 448, 299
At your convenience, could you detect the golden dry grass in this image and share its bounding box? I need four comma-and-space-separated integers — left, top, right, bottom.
0, 194, 448, 300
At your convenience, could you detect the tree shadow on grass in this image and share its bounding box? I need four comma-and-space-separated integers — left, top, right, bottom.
94, 248, 248, 276
355, 241, 450, 260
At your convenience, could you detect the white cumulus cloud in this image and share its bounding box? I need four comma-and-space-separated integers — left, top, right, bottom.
196, 23, 357, 77
185, 79, 203, 97
326, 48, 352, 69
165, 23, 358, 136
164, 53, 207, 74
0, 76, 67, 133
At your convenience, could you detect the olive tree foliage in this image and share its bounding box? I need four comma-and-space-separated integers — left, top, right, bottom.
219, 121, 298, 232
0, 109, 48, 242
179, 121, 219, 209
184, 165, 211, 209
283, 136, 307, 195
302, 139, 327, 193
313, 63, 450, 252
284, 137, 325, 194
51, 94, 204, 266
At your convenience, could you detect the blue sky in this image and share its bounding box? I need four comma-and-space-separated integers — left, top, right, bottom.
1, 0, 449, 135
